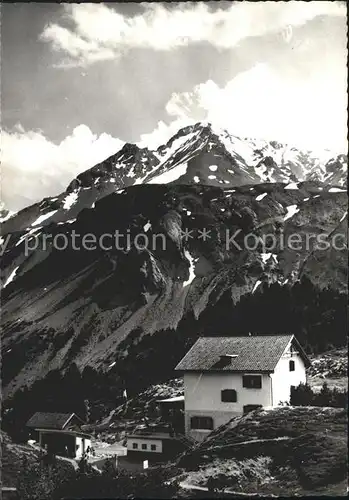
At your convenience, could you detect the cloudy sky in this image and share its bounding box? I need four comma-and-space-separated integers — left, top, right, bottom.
1, 1, 347, 211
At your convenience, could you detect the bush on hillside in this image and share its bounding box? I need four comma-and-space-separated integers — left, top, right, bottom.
17, 452, 179, 500
54, 465, 179, 499
290, 382, 347, 408
16, 455, 75, 500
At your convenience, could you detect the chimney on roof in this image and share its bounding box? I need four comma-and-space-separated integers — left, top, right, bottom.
219, 354, 238, 360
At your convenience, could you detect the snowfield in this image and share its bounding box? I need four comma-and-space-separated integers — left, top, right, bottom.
62, 191, 78, 210
148, 163, 188, 184
31, 210, 58, 227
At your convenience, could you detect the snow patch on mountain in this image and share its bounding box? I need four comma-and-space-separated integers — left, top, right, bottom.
284, 205, 300, 221
256, 193, 267, 201
261, 253, 272, 264
15, 227, 42, 247
148, 163, 188, 184
144, 222, 151, 232
148, 130, 202, 180
254, 164, 268, 181
252, 280, 262, 293
32, 210, 58, 227
0, 211, 16, 223
329, 187, 347, 193
127, 167, 136, 178
285, 182, 299, 190
183, 250, 196, 288
62, 191, 78, 210
3, 266, 19, 288
212, 125, 255, 166
339, 212, 347, 223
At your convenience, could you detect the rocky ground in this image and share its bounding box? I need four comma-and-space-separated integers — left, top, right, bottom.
308, 348, 348, 392
173, 406, 348, 496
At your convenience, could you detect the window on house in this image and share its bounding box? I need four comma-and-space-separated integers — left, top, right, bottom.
132, 443, 138, 449
221, 389, 237, 402
242, 375, 262, 389
190, 416, 214, 430
243, 404, 262, 414
151, 444, 156, 451
141, 444, 147, 450
289, 360, 295, 372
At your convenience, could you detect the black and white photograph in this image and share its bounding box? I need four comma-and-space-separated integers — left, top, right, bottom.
1, 1, 348, 498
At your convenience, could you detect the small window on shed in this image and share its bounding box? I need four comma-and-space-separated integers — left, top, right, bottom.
132, 443, 138, 449
151, 444, 156, 451
289, 360, 295, 372
141, 443, 147, 450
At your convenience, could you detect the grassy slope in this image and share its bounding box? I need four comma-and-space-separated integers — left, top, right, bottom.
176, 406, 348, 496
1, 431, 41, 488
1, 431, 76, 493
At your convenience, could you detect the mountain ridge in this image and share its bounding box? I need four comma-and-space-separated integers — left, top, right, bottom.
2, 122, 347, 237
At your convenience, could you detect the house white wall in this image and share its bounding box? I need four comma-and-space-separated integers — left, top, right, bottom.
75, 436, 91, 458
126, 437, 163, 453
184, 372, 272, 441
271, 345, 307, 405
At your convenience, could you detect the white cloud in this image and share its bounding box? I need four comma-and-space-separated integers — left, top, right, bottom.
141, 62, 347, 152
40, 2, 346, 67
2, 125, 124, 211
138, 118, 196, 150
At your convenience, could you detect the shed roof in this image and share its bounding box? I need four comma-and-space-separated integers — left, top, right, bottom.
26, 412, 83, 430
175, 335, 310, 372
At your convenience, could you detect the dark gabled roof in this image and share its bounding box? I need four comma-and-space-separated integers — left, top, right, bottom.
26, 412, 83, 430
175, 335, 309, 372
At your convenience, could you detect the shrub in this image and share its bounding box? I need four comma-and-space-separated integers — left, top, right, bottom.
290, 382, 347, 408
54, 465, 179, 499
17, 456, 75, 500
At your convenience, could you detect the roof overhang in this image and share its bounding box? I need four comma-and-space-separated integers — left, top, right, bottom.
179, 369, 273, 374
127, 434, 165, 440
287, 335, 312, 368
34, 428, 92, 438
